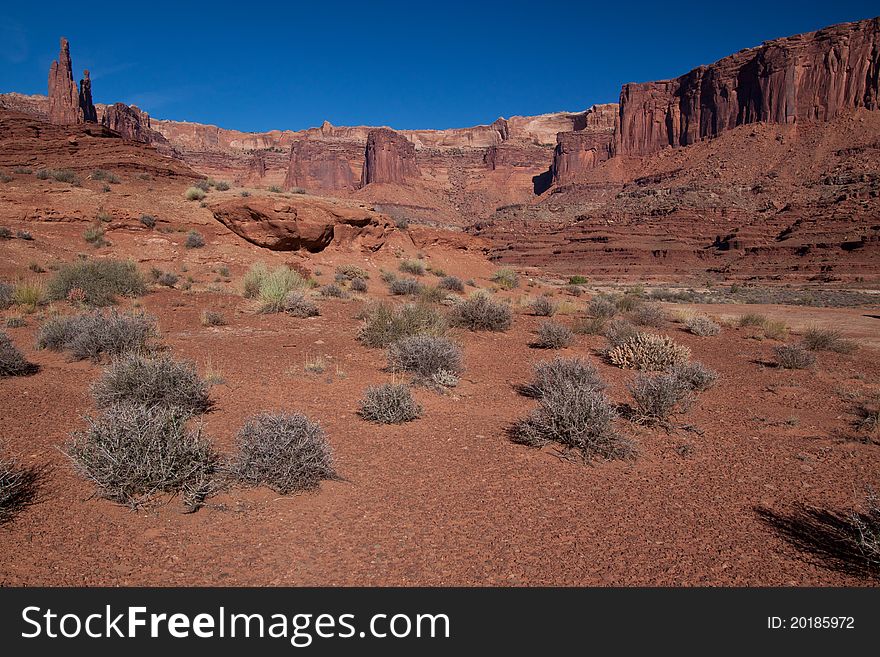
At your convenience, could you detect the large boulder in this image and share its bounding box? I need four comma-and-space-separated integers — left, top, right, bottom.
210, 196, 395, 252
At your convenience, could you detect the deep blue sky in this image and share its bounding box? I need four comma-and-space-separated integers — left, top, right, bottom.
1, 1, 877, 132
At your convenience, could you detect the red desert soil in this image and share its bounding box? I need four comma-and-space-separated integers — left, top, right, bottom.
1, 111, 879, 586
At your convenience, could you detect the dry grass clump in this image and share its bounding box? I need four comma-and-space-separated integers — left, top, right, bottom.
628, 302, 666, 327
449, 292, 512, 332
520, 356, 605, 399
438, 275, 465, 293
533, 321, 573, 349
607, 333, 691, 371
511, 365, 629, 461
802, 326, 858, 354
242, 264, 309, 313
387, 335, 462, 379
335, 264, 370, 281
399, 259, 426, 276
357, 302, 445, 347
91, 353, 211, 414
773, 344, 816, 370
66, 404, 218, 510
738, 312, 767, 327
389, 277, 423, 296
200, 310, 226, 326
0, 331, 38, 376
0, 449, 42, 525
12, 280, 45, 312
47, 259, 146, 306
686, 315, 721, 337
185, 186, 206, 201
231, 412, 335, 494
491, 267, 519, 289
530, 295, 557, 317
37, 310, 157, 361
283, 291, 320, 318
359, 383, 422, 424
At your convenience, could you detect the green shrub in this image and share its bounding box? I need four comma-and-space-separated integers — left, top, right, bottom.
91, 353, 211, 414
65, 404, 218, 509
568, 275, 589, 285
37, 310, 157, 361
193, 180, 210, 192
91, 169, 120, 183
449, 293, 512, 332
491, 267, 518, 289
185, 187, 206, 201
231, 412, 335, 494
357, 302, 446, 348
12, 280, 45, 311
47, 259, 146, 306
83, 224, 106, 246
242, 265, 308, 313
738, 313, 767, 328
359, 383, 422, 424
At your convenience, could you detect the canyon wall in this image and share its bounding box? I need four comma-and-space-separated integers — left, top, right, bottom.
615, 17, 880, 157
360, 128, 419, 185
550, 103, 617, 185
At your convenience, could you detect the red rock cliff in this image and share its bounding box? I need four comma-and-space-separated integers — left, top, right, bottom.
286, 139, 357, 191
550, 103, 617, 184
360, 128, 419, 186
101, 103, 170, 151
615, 17, 880, 157
47, 38, 95, 125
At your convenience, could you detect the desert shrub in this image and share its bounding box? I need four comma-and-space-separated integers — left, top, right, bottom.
156, 271, 178, 287
359, 383, 422, 424
399, 259, 426, 276
5, 316, 26, 328
12, 280, 44, 311
0, 173, 11, 183
320, 283, 347, 298
431, 369, 459, 388
214, 180, 230, 191
533, 321, 573, 349
37, 310, 157, 361
240, 190, 250, 197
573, 316, 607, 335
13, 167, 32, 174
193, 179, 210, 192
91, 169, 119, 183
139, 214, 156, 228
774, 344, 816, 369
568, 275, 589, 285
0, 332, 38, 376
0, 282, 12, 310
279, 291, 318, 318
357, 302, 445, 348
588, 296, 618, 320
418, 285, 447, 304
16, 230, 33, 241
251, 266, 308, 313
511, 380, 629, 461
387, 335, 462, 379
491, 267, 519, 289
761, 320, 789, 341
854, 397, 879, 436
531, 295, 557, 317
629, 303, 666, 327
47, 259, 146, 306
184, 230, 205, 248
35, 169, 50, 180
65, 404, 218, 509
615, 293, 643, 312
200, 310, 226, 326
521, 356, 605, 399
564, 285, 583, 297
0, 450, 41, 525
231, 412, 335, 494
92, 353, 211, 414
185, 187, 206, 201
686, 315, 721, 337
0, 227, 11, 239
449, 293, 512, 332
335, 264, 370, 281
669, 361, 718, 392
607, 333, 691, 371
802, 326, 857, 354
439, 275, 464, 292
350, 277, 368, 293
268, 185, 283, 193
241, 262, 268, 298
603, 318, 639, 347
39, 169, 80, 185
389, 277, 422, 296
738, 313, 767, 328
83, 225, 106, 246
628, 372, 692, 425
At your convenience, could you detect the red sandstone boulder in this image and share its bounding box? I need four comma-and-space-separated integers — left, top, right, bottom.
210, 196, 395, 252
360, 128, 419, 186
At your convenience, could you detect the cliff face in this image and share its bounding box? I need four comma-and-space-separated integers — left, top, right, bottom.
101, 103, 171, 151
360, 128, 419, 186
286, 139, 357, 191
615, 17, 880, 157
550, 104, 617, 184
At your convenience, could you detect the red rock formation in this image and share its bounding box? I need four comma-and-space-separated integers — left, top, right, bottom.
360, 128, 419, 186
550, 104, 618, 183
78, 70, 97, 123
47, 38, 84, 125
615, 17, 880, 157
286, 139, 356, 191
101, 103, 170, 151
210, 196, 394, 252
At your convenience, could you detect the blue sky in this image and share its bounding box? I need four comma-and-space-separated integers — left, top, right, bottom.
1, 1, 877, 132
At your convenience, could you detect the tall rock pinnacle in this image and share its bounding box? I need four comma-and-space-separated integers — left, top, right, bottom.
47, 37, 96, 125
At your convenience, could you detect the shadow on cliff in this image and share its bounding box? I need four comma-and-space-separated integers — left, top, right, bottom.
532, 169, 553, 195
